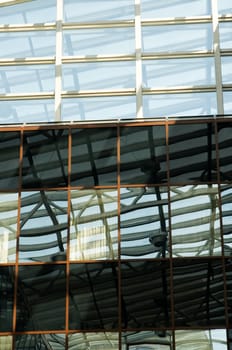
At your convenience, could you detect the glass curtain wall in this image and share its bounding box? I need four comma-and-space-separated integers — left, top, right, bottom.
0, 118, 231, 349
0, 0, 231, 122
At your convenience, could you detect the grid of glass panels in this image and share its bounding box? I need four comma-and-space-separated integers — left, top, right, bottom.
0, 118, 231, 349
0, 0, 231, 122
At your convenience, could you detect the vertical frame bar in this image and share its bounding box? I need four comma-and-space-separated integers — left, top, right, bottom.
55, 0, 63, 121
134, 0, 143, 119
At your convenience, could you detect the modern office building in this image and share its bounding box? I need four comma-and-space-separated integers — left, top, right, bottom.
0, 0, 232, 349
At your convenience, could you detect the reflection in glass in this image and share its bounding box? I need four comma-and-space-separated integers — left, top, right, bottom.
69, 263, 118, 330
71, 128, 117, 186
0, 131, 20, 190
19, 191, 68, 262
70, 190, 118, 260
0, 266, 14, 332
225, 259, 232, 326
120, 125, 167, 184
121, 261, 171, 328
17, 265, 66, 331
122, 331, 172, 349
220, 185, 232, 256
15, 334, 65, 349
173, 259, 225, 327
217, 122, 232, 182
175, 329, 227, 349
0, 193, 17, 262
68, 332, 118, 349
120, 187, 169, 259
170, 185, 221, 257
168, 122, 217, 183
0, 336, 12, 349
22, 129, 68, 188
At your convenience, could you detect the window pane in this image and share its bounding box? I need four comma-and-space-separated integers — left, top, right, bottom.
220, 22, 232, 49
19, 191, 68, 262
221, 56, 232, 84
220, 185, 232, 256
143, 92, 217, 117
0, 65, 55, 94
64, 0, 134, 21
69, 263, 118, 330
0, 336, 12, 349
122, 331, 172, 350
62, 96, 136, 120
22, 129, 68, 188
170, 185, 221, 257
0, 131, 20, 190
142, 24, 213, 53
120, 125, 167, 184
0, 266, 14, 332
143, 58, 215, 88
0, 99, 55, 124
120, 187, 169, 259
173, 259, 225, 327
71, 127, 117, 186
63, 28, 134, 56
175, 329, 227, 350
168, 122, 217, 183
217, 121, 232, 182
0, 31, 56, 58
63, 61, 135, 91
70, 189, 118, 260
121, 261, 171, 328
141, 0, 211, 18
225, 259, 232, 326
0, 193, 17, 263
68, 332, 118, 349
17, 264, 66, 331
15, 334, 66, 349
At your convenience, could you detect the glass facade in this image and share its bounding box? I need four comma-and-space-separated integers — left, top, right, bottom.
0, 0, 231, 122
0, 119, 231, 349
0, 1, 232, 349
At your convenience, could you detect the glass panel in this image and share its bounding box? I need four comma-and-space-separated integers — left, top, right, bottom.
70, 189, 118, 260
0, 0, 56, 24
120, 125, 167, 184
0, 131, 20, 190
142, 24, 213, 53
64, 0, 134, 21
175, 329, 227, 349
69, 263, 118, 330
143, 92, 217, 117
168, 122, 217, 183
226, 259, 232, 326
220, 22, 232, 49
173, 259, 225, 327
217, 121, 232, 182
0, 266, 14, 332
122, 331, 172, 349
229, 329, 232, 350
170, 185, 221, 257
141, 0, 211, 18
0, 336, 12, 349
0, 65, 55, 94
0, 31, 56, 58
62, 61, 135, 91
120, 187, 169, 259
15, 334, 66, 349
220, 185, 232, 256
0, 99, 55, 124
22, 129, 68, 188
121, 261, 171, 328
19, 191, 68, 262
16, 264, 66, 331
63, 28, 135, 56
68, 332, 118, 349
71, 127, 117, 186
221, 56, 232, 84
62, 96, 136, 120
0, 193, 17, 262
224, 92, 232, 114
142, 58, 215, 88
218, 0, 232, 14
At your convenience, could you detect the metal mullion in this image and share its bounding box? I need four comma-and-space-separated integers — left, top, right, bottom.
142, 16, 212, 26
211, 0, 224, 115
55, 0, 63, 122
135, 0, 143, 119
0, 58, 55, 66
62, 54, 135, 64
0, 23, 56, 32
63, 20, 134, 30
